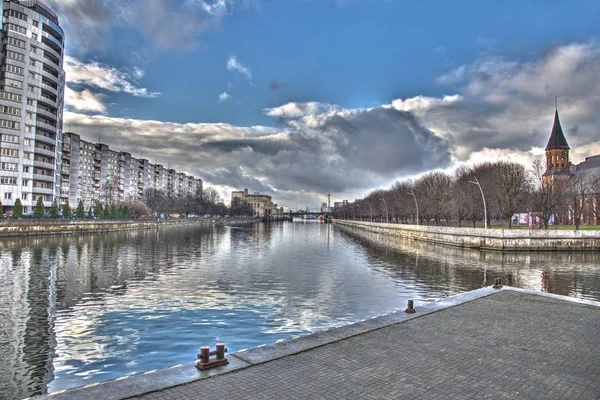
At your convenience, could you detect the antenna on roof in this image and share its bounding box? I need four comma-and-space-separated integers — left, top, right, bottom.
555, 96, 558, 111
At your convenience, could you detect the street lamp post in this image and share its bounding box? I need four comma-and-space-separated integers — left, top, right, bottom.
367, 203, 373, 222
381, 197, 389, 224
408, 190, 419, 225
469, 176, 487, 229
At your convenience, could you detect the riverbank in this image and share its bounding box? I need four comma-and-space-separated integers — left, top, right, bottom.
0, 218, 255, 238
33, 286, 600, 400
333, 220, 600, 251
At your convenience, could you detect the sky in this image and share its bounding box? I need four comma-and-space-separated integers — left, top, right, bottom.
44, 0, 600, 209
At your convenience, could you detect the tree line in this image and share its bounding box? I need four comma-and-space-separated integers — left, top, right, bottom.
334, 160, 600, 229
1, 187, 255, 220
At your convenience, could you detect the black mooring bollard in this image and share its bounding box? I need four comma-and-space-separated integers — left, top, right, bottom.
493, 278, 503, 289
405, 299, 416, 313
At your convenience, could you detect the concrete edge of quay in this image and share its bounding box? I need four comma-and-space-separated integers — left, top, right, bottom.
30, 286, 600, 400
0, 218, 258, 239
333, 219, 600, 251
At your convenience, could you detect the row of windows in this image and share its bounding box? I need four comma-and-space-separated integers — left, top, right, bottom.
0, 134, 19, 143
4, 78, 22, 89
5, 50, 25, 62
0, 106, 21, 117
6, 36, 26, 49
8, 23, 27, 35
3, 64, 24, 76
0, 92, 22, 102
2, 192, 35, 201
1, 148, 19, 157
7, 9, 28, 22
0, 162, 17, 171
0, 120, 20, 130
0, 177, 17, 185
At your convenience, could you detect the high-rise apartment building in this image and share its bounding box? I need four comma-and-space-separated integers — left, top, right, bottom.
0, 0, 65, 212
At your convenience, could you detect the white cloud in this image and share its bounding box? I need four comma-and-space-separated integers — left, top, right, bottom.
218, 92, 230, 102
226, 55, 252, 80
64, 56, 161, 98
391, 95, 462, 113
196, 0, 231, 17
64, 87, 107, 113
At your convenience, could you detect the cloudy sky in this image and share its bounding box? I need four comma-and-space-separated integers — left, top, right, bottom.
46, 0, 600, 209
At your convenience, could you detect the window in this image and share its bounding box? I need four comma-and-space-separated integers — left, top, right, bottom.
0, 106, 21, 117
29, 72, 36, 80
4, 78, 23, 89
0, 120, 20, 130
21, 193, 27, 200
10, 9, 28, 21
6, 36, 26, 49
3, 64, 24, 75
1, 134, 19, 143
0, 162, 17, 171
30, 59, 36, 67
5, 50, 25, 62
27, 85, 35, 94
26, 112, 33, 119
30, 46, 37, 54
0, 177, 17, 185
1, 148, 19, 157
0, 92, 21, 102
4, 193, 12, 200
32, 20, 38, 27
25, 125, 34, 133
8, 23, 27, 35
23, 138, 31, 146
23, 166, 30, 173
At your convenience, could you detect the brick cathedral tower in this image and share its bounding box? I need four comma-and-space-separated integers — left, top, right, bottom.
543, 101, 573, 189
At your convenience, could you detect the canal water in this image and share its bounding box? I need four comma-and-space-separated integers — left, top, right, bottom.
1, 221, 599, 399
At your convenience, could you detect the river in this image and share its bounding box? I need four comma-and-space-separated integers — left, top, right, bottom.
1, 221, 599, 399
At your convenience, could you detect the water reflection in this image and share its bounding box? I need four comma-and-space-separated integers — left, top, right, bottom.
337, 224, 600, 301
1, 222, 599, 399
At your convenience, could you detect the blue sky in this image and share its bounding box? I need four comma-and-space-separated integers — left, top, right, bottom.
46, 0, 600, 208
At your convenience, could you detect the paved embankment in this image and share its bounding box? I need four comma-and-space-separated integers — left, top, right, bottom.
0, 218, 254, 238
35, 287, 600, 400
334, 220, 600, 251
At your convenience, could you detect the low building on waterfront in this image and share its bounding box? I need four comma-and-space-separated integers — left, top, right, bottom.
231, 188, 281, 218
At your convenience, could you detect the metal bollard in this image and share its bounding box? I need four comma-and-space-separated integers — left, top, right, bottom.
196, 344, 229, 370
405, 299, 416, 313
493, 278, 503, 289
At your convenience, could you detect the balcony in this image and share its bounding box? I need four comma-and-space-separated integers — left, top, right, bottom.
41, 69, 59, 84
36, 120, 57, 133
39, 94, 57, 108
41, 82, 57, 96
93, 172, 101, 180
61, 167, 69, 174
62, 143, 71, 152
43, 55, 60, 70
94, 153, 101, 161
35, 134, 56, 145
36, 108, 58, 122
33, 160, 54, 169
34, 147, 55, 158
31, 187, 54, 195
41, 42, 62, 61
33, 173, 54, 182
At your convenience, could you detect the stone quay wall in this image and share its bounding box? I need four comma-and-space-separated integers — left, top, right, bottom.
333, 220, 600, 251
0, 218, 252, 238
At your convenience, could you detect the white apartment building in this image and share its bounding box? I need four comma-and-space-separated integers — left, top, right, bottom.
0, 0, 65, 212
62, 132, 203, 210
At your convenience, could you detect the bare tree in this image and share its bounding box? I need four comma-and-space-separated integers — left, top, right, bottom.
566, 171, 591, 230
530, 159, 566, 229
494, 161, 531, 229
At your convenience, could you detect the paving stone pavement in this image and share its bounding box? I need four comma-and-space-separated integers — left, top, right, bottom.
133, 291, 600, 400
